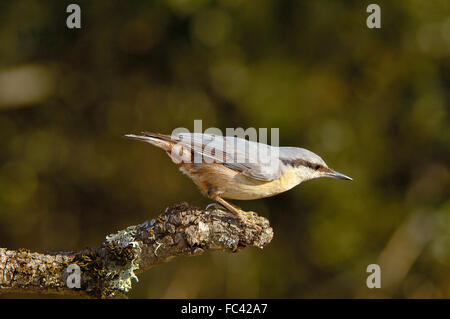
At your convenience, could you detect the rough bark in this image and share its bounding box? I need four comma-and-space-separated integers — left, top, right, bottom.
0, 202, 273, 298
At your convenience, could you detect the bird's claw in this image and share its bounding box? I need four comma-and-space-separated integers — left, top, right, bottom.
205, 202, 224, 211
205, 202, 220, 211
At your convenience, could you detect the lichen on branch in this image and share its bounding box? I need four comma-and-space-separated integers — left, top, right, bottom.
0, 202, 273, 298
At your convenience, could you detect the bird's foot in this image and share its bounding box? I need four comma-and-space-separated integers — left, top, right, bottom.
226, 206, 260, 223
215, 200, 256, 222
205, 201, 246, 220
206, 192, 257, 222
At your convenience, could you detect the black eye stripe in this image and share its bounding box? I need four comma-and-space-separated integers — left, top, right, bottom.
281, 158, 328, 172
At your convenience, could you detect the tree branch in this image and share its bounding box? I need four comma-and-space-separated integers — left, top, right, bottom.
0, 202, 273, 298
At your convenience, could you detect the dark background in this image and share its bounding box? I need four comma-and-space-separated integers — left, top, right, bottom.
0, 0, 449, 298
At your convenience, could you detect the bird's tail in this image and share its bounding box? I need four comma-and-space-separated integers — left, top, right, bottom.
124, 132, 176, 152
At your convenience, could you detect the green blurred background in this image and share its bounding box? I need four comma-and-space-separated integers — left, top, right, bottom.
0, 0, 449, 298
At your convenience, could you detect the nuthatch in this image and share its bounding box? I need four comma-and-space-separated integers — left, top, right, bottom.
125, 132, 352, 217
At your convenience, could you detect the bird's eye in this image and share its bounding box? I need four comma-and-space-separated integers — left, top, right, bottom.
313, 164, 320, 170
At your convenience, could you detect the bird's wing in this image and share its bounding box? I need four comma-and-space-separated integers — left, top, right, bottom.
175, 133, 282, 181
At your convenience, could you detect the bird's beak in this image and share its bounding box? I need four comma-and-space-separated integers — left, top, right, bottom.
325, 169, 353, 181
124, 134, 147, 141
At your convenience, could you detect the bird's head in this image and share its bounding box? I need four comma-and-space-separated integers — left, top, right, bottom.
279, 147, 353, 183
